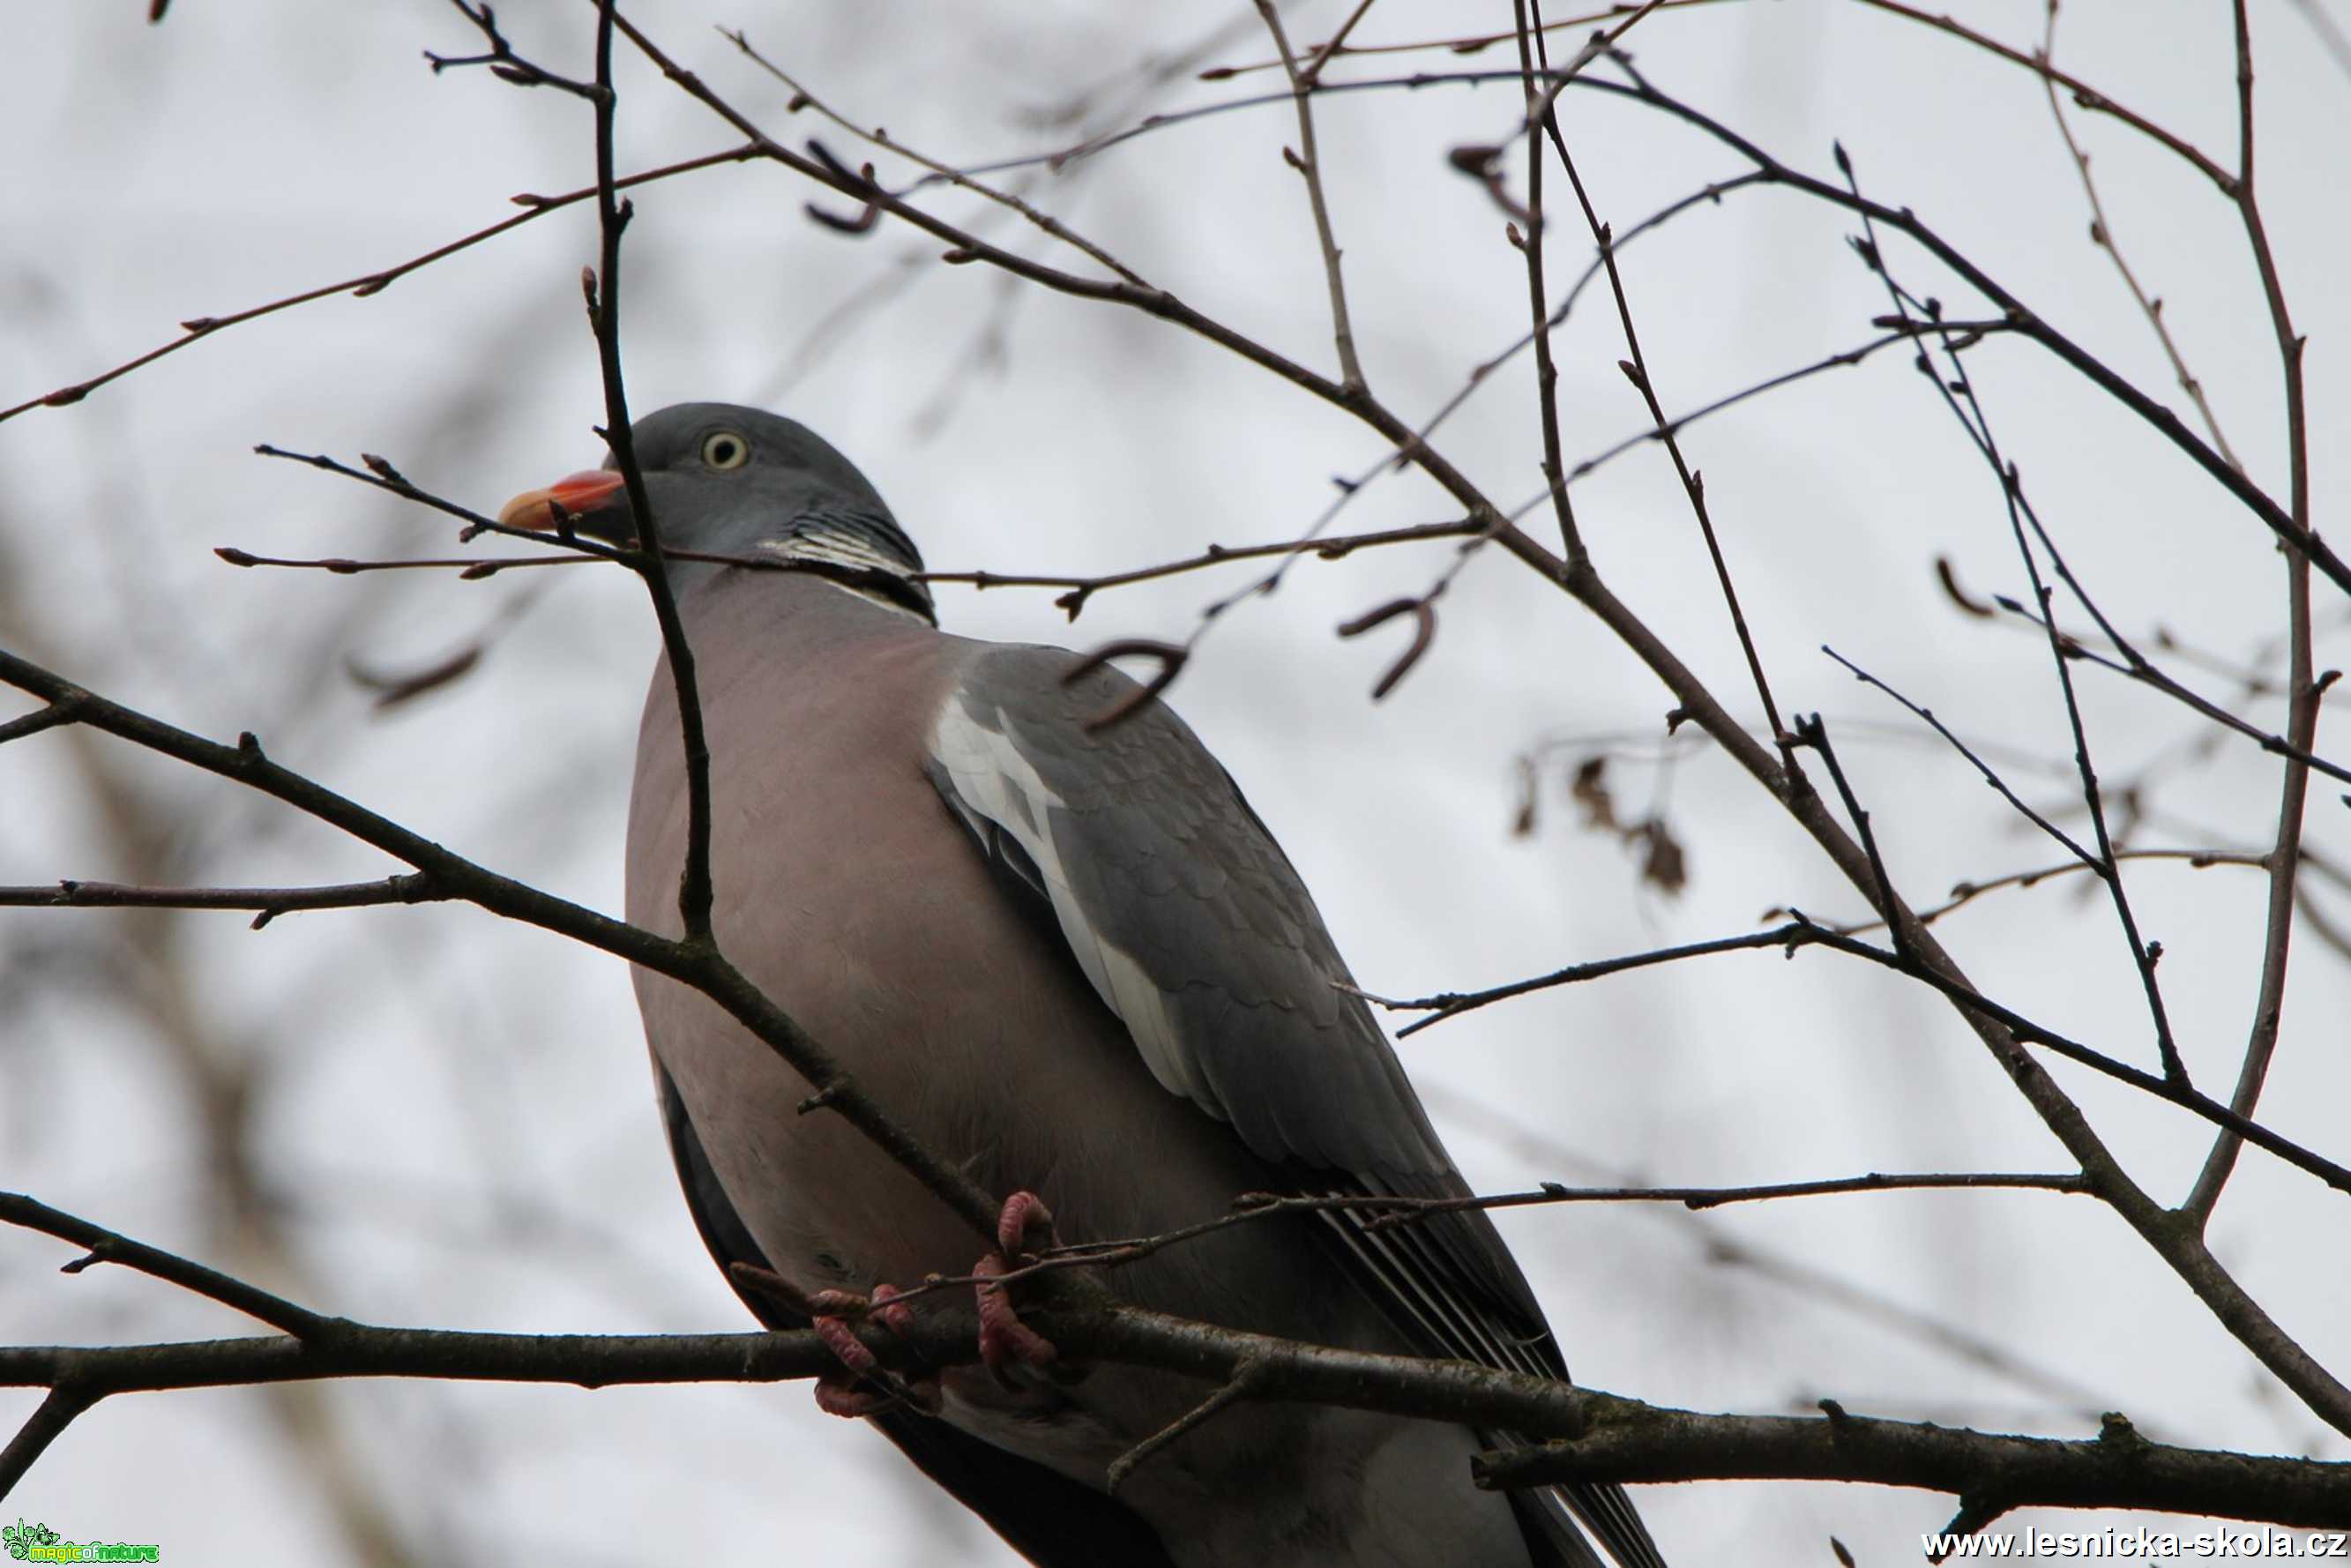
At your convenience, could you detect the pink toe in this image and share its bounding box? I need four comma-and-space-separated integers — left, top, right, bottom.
814, 1372, 892, 1419
974, 1254, 1058, 1372
813, 1314, 877, 1374
996, 1190, 1055, 1261
869, 1281, 918, 1339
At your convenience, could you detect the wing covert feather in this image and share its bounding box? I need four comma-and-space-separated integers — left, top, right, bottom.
931, 644, 1450, 1181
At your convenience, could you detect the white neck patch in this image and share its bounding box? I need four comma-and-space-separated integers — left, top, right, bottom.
753, 534, 929, 622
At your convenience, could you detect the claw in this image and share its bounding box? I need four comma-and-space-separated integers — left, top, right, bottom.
996, 1189, 1055, 1261
811, 1311, 879, 1375
868, 1281, 917, 1338
807, 1281, 937, 1418
974, 1191, 1061, 1378
814, 1370, 905, 1417
974, 1253, 1059, 1376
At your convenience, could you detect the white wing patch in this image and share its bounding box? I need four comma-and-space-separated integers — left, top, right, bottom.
929, 692, 1227, 1121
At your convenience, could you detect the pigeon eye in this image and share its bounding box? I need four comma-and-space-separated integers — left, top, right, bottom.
701, 431, 750, 471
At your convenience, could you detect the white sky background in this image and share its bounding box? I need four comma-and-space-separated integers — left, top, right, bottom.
2, 2, 2347, 1564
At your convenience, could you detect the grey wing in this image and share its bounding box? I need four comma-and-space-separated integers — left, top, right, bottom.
926, 644, 1665, 1568
929, 647, 1444, 1176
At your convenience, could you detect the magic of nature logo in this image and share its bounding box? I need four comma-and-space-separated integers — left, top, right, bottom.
4, 1522, 158, 1564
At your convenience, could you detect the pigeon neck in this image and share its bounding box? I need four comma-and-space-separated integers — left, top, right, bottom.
678, 556, 938, 648
748, 533, 934, 623
659, 542, 933, 626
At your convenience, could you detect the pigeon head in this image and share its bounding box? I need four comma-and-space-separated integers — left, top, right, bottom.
496, 402, 934, 622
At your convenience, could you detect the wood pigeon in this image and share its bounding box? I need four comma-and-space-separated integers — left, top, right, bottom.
498, 403, 1665, 1568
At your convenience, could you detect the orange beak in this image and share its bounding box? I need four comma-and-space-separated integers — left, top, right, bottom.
496, 469, 628, 532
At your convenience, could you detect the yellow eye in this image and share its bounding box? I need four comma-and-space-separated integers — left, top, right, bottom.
701, 430, 750, 471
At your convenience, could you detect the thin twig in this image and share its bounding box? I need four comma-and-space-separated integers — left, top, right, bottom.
1106, 1354, 1267, 1494
1988, 596, 2349, 789
1782, 915, 2351, 1198
721, 30, 1153, 289
2183, 0, 2321, 1228
0, 874, 444, 930
1849, 0, 2233, 192
428, 0, 604, 99
1205, 2, 1728, 80
0, 146, 755, 428
1424, 1083, 2124, 1422
1256, 0, 1367, 392
2039, 1, 2241, 471
1370, 907, 2351, 1200
1195, 2, 2225, 189
251, 445, 627, 562
913, 1170, 2092, 1311
922, 519, 1479, 620
1791, 714, 1911, 958
1366, 1170, 2092, 1219
1542, 84, 1794, 764
1363, 923, 1806, 1035
1837, 149, 2185, 1082
1820, 847, 2271, 938
1511, 0, 1587, 571
586, 0, 714, 945
1300, 0, 1380, 85
0, 1387, 96, 1503
958, 50, 2334, 601
1824, 646, 2099, 869
213, 548, 588, 578
1576, 66, 2346, 600
1565, 324, 1985, 488
0, 702, 85, 747
1, 1192, 332, 1338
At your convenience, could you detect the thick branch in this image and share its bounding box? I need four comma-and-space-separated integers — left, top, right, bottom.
1474, 1401, 2351, 1532
4, 1306, 2338, 1529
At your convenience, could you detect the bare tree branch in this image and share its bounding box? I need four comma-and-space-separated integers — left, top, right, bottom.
0, 874, 444, 929
2184, 0, 2324, 1228
0, 1193, 332, 1340
1255, 0, 1367, 393
1474, 1402, 2351, 1534
2039, 1, 2243, 472
5, 1196, 2342, 1527
0, 146, 757, 427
